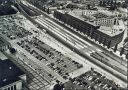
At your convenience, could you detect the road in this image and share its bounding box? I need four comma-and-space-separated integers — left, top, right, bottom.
14, 0, 127, 87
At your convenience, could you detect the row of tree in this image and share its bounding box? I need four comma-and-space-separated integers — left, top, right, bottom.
124, 37, 128, 43
113, 43, 128, 59
42, 6, 50, 14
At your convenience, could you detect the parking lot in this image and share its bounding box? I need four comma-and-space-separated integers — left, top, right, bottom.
64, 69, 122, 90
0, 14, 32, 40
17, 37, 83, 80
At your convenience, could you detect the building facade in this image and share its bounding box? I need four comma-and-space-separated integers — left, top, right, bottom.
54, 10, 124, 47
94, 17, 119, 27
0, 81, 22, 90
0, 59, 26, 90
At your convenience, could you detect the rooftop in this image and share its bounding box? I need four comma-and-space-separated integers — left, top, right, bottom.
98, 20, 125, 37
58, 10, 98, 27
0, 59, 25, 88
98, 26, 124, 37
98, 10, 118, 17
57, 10, 125, 37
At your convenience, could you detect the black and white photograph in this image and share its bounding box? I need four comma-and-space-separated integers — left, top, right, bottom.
0, 0, 127, 90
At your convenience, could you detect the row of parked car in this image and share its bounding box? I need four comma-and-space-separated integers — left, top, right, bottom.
0, 14, 32, 40
17, 37, 83, 80
67, 70, 121, 90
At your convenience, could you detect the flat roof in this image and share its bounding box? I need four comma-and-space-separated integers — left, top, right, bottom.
69, 11, 98, 27
98, 25, 124, 37
0, 59, 25, 88
58, 10, 98, 27
98, 19, 125, 37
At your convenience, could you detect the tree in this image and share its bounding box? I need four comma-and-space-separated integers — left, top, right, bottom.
103, 38, 106, 46
107, 41, 111, 49
109, 4, 117, 11
69, 78, 74, 82
91, 67, 94, 71
117, 2, 121, 7
114, 44, 118, 52
102, 1, 106, 7
43, 6, 46, 11
120, 47, 124, 56
99, 36, 102, 44
87, 4, 91, 9
53, 84, 62, 90
99, 1, 103, 6
126, 53, 128, 59
90, 32, 93, 39
124, 37, 128, 43
9, 48, 16, 54
47, 8, 50, 14
122, 3, 127, 8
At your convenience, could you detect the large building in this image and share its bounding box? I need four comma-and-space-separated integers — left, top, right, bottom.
53, 10, 124, 48
0, 35, 11, 51
0, 59, 26, 90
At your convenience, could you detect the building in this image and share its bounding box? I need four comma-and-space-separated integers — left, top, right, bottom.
81, 0, 99, 6
55, 0, 72, 3
53, 10, 124, 47
97, 25, 124, 47
123, 42, 128, 55
83, 9, 119, 18
118, 8, 127, 19
0, 59, 26, 90
0, 35, 11, 51
80, 10, 121, 27
94, 17, 116, 27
